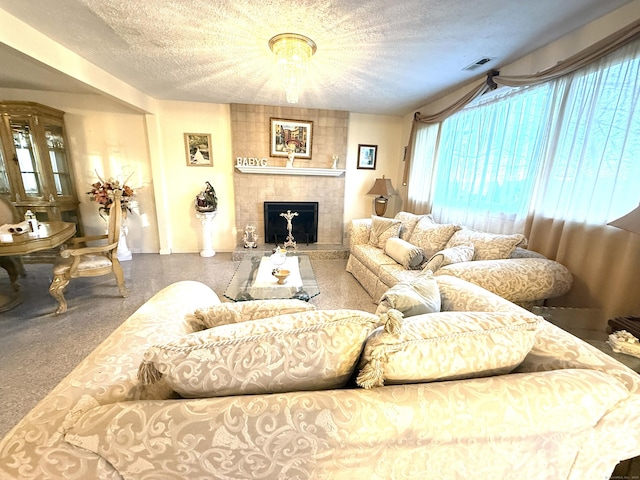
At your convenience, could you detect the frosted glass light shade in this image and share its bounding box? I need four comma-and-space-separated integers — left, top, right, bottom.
269, 33, 317, 104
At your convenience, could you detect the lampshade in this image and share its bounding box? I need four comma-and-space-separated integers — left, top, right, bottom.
608, 205, 640, 235
366, 176, 398, 197
269, 33, 317, 104
366, 176, 397, 216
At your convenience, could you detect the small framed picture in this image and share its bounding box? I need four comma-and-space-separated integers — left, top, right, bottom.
357, 144, 377, 170
184, 133, 212, 166
270, 118, 313, 159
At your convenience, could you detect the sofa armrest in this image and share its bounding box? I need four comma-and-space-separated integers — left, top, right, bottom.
515, 320, 640, 394
436, 258, 573, 304
349, 218, 372, 248
435, 275, 533, 314
0, 281, 221, 480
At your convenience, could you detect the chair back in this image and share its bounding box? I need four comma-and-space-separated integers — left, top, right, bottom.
0, 195, 20, 224
106, 190, 123, 252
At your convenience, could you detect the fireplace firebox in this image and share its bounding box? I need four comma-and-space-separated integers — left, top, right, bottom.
264, 202, 318, 245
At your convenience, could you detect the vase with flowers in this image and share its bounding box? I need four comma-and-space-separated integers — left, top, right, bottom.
87, 172, 135, 261
87, 173, 134, 219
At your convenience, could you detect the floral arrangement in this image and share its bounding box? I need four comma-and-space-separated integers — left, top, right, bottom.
87, 173, 134, 216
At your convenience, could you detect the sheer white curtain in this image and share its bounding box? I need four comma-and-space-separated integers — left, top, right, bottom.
407, 36, 640, 321
430, 84, 554, 233
534, 39, 640, 224
527, 38, 640, 320
409, 37, 640, 231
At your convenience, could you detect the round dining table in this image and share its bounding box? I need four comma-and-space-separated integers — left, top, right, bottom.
0, 222, 76, 312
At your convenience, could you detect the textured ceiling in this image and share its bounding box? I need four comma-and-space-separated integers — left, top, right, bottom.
0, 0, 634, 115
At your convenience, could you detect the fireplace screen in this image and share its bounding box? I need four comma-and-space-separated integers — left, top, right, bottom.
264, 202, 318, 245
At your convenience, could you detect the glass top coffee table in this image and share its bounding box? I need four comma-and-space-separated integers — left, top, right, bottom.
224, 253, 320, 302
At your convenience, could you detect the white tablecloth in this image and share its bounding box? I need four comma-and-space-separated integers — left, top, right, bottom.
252, 256, 303, 288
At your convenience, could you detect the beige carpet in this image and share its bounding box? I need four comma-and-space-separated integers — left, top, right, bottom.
0, 252, 376, 439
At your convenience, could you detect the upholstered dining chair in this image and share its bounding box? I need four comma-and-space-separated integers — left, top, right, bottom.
49, 190, 128, 314
0, 195, 27, 291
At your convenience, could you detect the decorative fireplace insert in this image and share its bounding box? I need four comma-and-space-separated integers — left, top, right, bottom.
264, 202, 318, 245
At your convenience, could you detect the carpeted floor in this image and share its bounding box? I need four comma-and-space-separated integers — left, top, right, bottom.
0, 252, 376, 439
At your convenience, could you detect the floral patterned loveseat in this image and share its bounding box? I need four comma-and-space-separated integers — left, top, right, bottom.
1, 277, 639, 479
347, 212, 573, 306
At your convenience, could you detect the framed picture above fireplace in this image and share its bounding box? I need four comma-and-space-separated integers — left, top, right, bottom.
270, 118, 313, 159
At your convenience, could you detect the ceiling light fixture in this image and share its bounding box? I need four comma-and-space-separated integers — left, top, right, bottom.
269, 33, 317, 104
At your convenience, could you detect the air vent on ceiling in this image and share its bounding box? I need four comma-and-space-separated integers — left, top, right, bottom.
463, 57, 494, 71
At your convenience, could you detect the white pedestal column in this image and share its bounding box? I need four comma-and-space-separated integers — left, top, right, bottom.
196, 211, 218, 257
117, 220, 132, 261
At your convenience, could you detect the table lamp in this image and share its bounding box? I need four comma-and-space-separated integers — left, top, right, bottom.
608, 204, 640, 234
366, 175, 397, 216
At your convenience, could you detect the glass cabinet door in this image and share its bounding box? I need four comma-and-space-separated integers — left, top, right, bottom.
0, 101, 82, 233
44, 123, 73, 197
11, 119, 43, 198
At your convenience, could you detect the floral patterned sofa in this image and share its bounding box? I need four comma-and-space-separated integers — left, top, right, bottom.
1, 278, 639, 480
346, 212, 573, 306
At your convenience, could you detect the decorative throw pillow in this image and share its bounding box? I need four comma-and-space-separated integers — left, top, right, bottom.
394, 211, 423, 241
378, 271, 440, 318
408, 215, 461, 259
445, 229, 526, 261
356, 311, 540, 389
138, 309, 380, 398
384, 237, 424, 270
368, 216, 402, 248
187, 299, 316, 331
422, 245, 475, 273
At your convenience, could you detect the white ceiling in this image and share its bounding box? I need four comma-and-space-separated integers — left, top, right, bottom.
0, 0, 634, 116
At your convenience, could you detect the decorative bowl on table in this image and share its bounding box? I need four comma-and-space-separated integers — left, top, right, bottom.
272, 268, 290, 284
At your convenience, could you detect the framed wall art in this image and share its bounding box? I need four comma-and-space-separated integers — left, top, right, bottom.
184, 133, 213, 166
270, 118, 313, 159
357, 144, 377, 170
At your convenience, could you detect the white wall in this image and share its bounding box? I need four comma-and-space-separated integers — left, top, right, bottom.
344, 114, 405, 229
153, 100, 236, 253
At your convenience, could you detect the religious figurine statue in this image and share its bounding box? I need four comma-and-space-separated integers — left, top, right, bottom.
243, 224, 258, 248
195, 181, 218, 212
280, 209, 299, 249
285, 141, 296, 168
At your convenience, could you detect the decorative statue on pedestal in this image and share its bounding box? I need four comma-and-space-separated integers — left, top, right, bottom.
243, 224, 258, 248
195, 181, 218, 212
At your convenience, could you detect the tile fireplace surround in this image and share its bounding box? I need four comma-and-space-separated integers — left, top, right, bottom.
231, 104, 348, 247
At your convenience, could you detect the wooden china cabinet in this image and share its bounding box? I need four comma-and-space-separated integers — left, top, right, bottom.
0, 101, 82, 234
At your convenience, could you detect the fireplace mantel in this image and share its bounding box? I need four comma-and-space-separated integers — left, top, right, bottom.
235, 166, 345, 177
